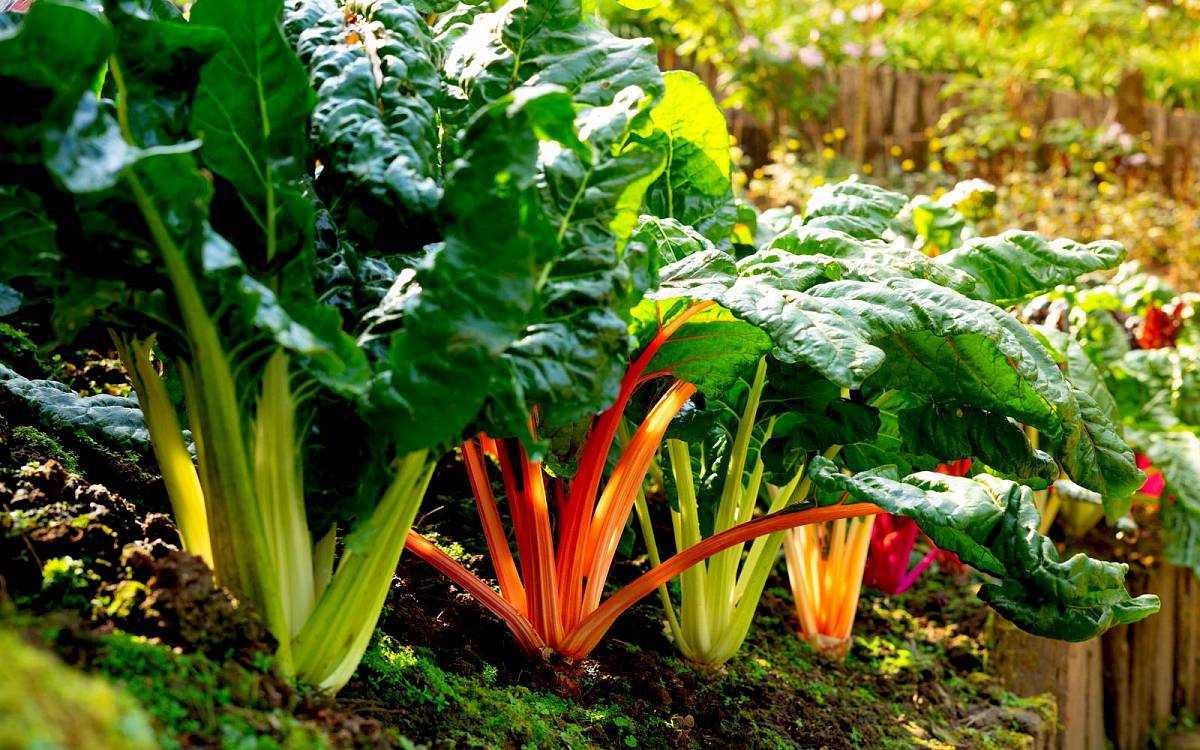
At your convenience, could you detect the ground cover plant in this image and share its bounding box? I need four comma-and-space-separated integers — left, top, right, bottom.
0, 0, 1183, 747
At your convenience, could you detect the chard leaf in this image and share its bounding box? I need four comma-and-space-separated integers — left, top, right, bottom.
0, 0, 113, 161
641, 186, 1142, 511
192, 0, 314, 263
285, 0, 444, 249
896, 402, 1058, 486
641, 71, 734, 242
363, 87, 566, 450
0, 363, 160, 455
801, 180, 906, 240
937, 231, 1125, 306
807, 456, 1160, 641
446, 0, 661, 115
762, 225, 975, 293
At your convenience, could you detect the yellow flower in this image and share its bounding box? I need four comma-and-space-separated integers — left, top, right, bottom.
1068, 142, 1082, 155
889, 145, 902, 157
965, 147, 978, 160
1097, 181, 1112, 195
901, 158, 915, 171
823, 132, 835, 144
786, 138, 802, 151
822, 147, 836, 159
924, 127, 935, 138
929, 160, 943, 173
752, 167, 765, 179
932, 187, 946, 200
1019, 125, 1033, 139
928, 137, 943, 152
1093, 161, 1107, 175
862, 163, 874, 174
834, 127, 847, 140
812, 175, 826, 186
729, 134, 739, 146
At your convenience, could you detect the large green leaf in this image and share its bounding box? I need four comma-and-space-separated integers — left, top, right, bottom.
801, 180, 906, 240
807, 456, 1159, 641
0, 0, 113, 161
362, 87, 567, 450
445, 0, 661, 114
762, 225, 975, 293
896, 401, 1058, 486
0, 363, 160, 455
489, 84, 666, 435
641, 70, 734, 242
192, 0, 313, 264
937, 231, 1125, 306
642, 197, 1142, 510
285, 0, 444, 249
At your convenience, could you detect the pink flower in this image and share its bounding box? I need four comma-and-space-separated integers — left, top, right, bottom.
1137, 452, 1166, 498
797, 45, 826, 68
851, 2, 884, 23
842, 41, 863, 59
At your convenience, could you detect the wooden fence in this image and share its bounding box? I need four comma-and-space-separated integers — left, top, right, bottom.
660, 49, 1200, 196
994, 561, 1200, 749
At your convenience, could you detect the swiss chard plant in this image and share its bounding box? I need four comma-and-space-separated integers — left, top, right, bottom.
630, 178, 1158, 663
0, 0, 447, 691
0, 0, 683, 692
1025, 263, 1200, 573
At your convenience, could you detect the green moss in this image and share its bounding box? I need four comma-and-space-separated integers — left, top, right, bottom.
354, 631, 653, 749
0, 321, 43, 374
11, 425, 79, 472
38, 555, 98, 613
0, 629, 158, 750
95, 631, 331, 750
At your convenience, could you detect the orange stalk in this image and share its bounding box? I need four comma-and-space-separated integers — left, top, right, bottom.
557, 300, 714, 626
560, 501, 881, 658
405, 531, 544, 655
519, 439, 564, 646
581, 378, 697, 615
462, 438, 526, 614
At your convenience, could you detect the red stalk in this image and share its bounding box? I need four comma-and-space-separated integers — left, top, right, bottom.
560, 502, 882, 657
556, 300, 714, 627
405, 531, 544, 654
462, 438, 525, 613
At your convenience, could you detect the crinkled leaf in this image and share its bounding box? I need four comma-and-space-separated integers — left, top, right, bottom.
938, 231, 1125, 306
807, 456, 1160, 641
896, 402, 1057, 487
285, 0, 443, 249
0, 363, 162, 455
641, 71, 734, 242
801, 180, 906, 240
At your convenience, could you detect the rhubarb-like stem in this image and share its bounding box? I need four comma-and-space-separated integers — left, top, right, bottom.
560, 501, 881, 658
581, 379, 698, 615
405, 530, 545, 655
519, 439, 563, 646
462, 438, 526, 613
557, 300, 713, 625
